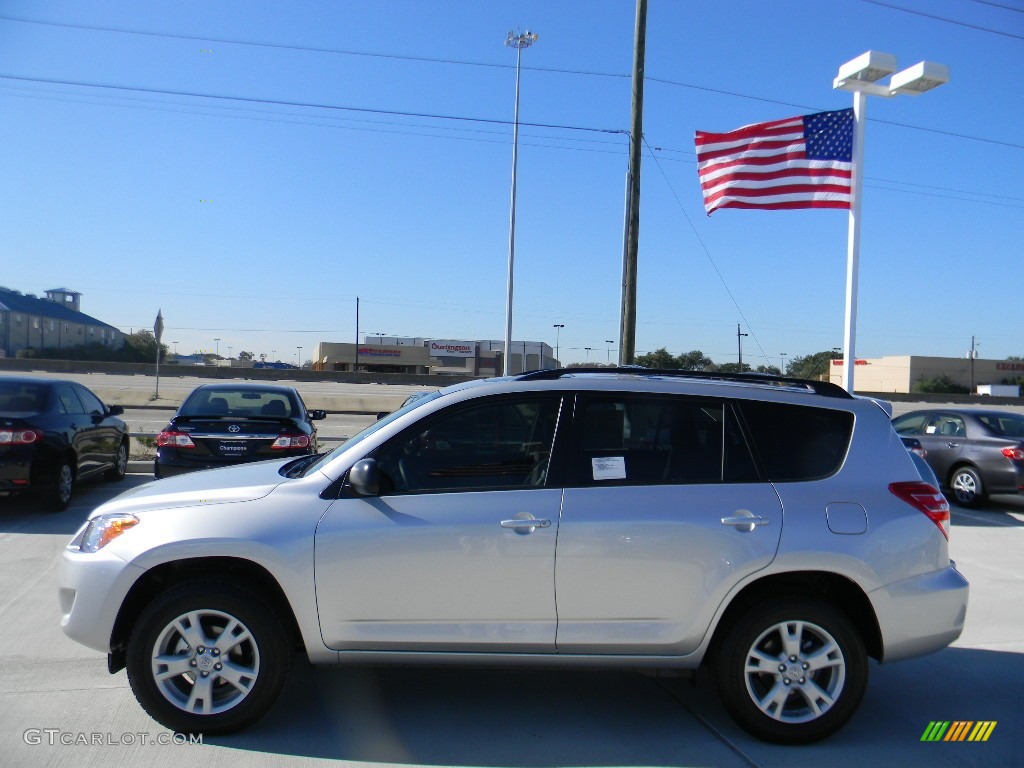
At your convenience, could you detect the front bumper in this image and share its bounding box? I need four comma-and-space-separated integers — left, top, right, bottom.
871, 563, 969, 663
58, 540, 145, 654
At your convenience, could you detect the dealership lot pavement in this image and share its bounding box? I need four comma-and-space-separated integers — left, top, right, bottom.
1, 474, 1021, 768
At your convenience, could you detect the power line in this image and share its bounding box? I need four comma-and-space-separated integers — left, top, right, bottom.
0, 13, 1018, 149
859, 0, 1024, 39
0, 73, 624, 135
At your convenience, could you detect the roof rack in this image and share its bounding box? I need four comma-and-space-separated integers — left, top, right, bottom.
515, 367, 853, 399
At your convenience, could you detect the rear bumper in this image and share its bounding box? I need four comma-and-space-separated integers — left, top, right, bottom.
872, 563, 969, 663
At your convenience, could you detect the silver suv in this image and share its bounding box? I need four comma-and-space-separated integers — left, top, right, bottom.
59, 369, 968, 743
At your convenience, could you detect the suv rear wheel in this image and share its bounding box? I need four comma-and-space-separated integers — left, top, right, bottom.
126, 581, 290, 734
714, 598, 868, 744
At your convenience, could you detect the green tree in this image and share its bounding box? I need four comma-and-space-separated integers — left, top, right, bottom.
123, 330, 168, 363
238, 350, 255, 361
786, 350, 841, 381
677, 350, 714, 371
634, 348, 680, 369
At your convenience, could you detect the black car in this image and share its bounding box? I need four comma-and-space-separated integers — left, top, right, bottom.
0, 376, 128, 510
892, 409, 1024, 507
155, 383, 326, 478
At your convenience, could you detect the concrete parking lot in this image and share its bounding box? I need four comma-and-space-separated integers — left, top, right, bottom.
1, 468, 1021, 768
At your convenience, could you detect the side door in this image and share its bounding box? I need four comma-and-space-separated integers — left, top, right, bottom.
315, 394, 565, 653
554, 394, 782, 656
919, 412, 968, 485
53, 384, 96, 475
73, 385, 120, 475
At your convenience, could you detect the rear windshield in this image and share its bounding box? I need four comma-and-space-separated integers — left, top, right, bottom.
738, 400, 855, 481
180, 389, 297, 418
0, 381, 46, 413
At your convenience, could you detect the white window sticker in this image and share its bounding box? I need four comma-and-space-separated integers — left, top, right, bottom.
592, 456, 626, 481
925, 426, 937, 434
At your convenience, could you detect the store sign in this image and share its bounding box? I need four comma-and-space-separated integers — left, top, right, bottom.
429, 340, 475, 358
831, 359, 869, 365
358, 347, 401, 358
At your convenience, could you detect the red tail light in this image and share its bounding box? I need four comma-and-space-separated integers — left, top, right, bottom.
271, 434, 310, 450
889, 481, 950, 540
1000, 446, 1024, 460
156, 430, 196, 449
0, 428, 43, 445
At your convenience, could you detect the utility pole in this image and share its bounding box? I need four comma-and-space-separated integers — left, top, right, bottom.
354, 296, 360, 373
619, 0, 647, 366
737, 323, 748, 370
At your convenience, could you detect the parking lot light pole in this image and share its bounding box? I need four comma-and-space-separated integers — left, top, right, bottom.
606, 340, 615, 364
553, 324, 563, 367
833, 51, 948, 393
503, 29, 538, 377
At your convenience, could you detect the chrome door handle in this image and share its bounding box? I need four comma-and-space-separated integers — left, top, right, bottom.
721, 511, 769, 533
500, 517, 551, 534
946, 442, 959, 448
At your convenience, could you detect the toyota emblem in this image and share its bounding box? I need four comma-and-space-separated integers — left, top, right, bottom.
228, 425, 241, 433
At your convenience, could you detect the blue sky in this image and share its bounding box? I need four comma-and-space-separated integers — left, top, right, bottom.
1, 0, 1021, 368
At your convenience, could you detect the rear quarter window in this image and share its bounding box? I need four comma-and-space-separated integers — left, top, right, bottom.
739, 400, 854, 481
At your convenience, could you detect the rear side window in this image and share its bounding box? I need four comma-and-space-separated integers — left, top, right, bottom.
569, 395, 758, 486
739, 401, 854, 481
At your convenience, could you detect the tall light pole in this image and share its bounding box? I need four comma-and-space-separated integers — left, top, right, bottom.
780, 352, 787, 376
605, 340, 615, 364
585, 347, 593, 362
553, 324, 563, 367
737, 323, 748, 371
297, 346, 302, 367
833, 51, 948, 392
503, 29, 538, 377
214, 338, 220, 358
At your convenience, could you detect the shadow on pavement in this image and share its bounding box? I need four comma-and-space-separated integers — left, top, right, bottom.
201, 646, 1021, 767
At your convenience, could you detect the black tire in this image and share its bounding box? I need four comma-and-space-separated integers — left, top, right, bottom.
948, 466, 985, 508
714, 598, 868, 744
126, 580, 290, 734
40, 461, 74, 512
104, 440, 129, 482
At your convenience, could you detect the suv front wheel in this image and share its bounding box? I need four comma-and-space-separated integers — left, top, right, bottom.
126, 580, 290, 734
714, 598, 868, 744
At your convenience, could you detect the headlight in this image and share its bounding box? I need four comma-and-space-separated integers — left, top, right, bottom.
78, 513, 140, 553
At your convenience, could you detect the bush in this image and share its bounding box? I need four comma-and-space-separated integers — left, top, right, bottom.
912, 374, 970, 394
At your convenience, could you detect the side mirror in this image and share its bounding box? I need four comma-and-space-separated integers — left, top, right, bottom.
308, 409, 327, 421
108, 405, 125, 416
348, 458, 380, 497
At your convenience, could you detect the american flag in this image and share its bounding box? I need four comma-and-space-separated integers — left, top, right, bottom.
695, 108, 854, 214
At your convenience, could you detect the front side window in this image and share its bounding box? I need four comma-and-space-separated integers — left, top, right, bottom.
569, 395, 757, 486
372, 395, 562, 494
74, 386, 106, 415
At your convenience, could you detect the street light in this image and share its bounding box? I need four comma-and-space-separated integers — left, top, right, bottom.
833, 50, 948, 393
502, 29, 538, 377
585, 346, 593, 362
214, 338, 220, 357
296, 346, 302, 366
605, 340, 615, 364
553, 324, 564, 366
780, 352, 787, 375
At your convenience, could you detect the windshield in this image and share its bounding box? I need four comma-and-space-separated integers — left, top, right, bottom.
301, 389, 444, 476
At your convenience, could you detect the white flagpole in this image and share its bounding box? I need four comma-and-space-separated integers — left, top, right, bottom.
842, 92, 867, 393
